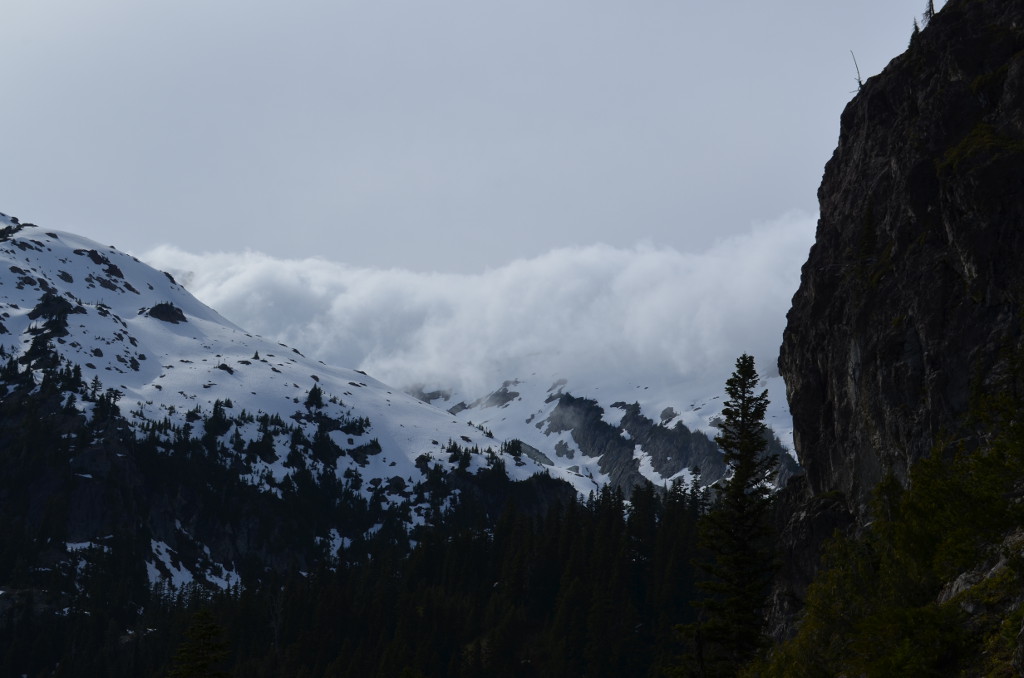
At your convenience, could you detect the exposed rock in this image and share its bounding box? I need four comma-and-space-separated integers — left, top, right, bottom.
771, 1, 1024, 642
473, 380, 520, 409
614, 400, 726, 484
540, 393, 756, 495
146, 302, 187, 324
447, 401, 470, 416
780, 0, 1024, 514
544, 393, 647, 493
407, 385, 453, 405
517, 440, 554, 466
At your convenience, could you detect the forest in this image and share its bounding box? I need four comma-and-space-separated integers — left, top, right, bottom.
3, 469, 711, 676
7, 343, 1023, 677
0, 355, 780, 677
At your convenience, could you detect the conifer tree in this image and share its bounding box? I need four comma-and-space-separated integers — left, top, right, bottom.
167, 609, 230, 678
692, 354, 777, 677
305, 383, 324, 409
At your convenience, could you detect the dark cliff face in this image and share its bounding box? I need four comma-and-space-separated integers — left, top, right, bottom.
780, 0, 1024, 512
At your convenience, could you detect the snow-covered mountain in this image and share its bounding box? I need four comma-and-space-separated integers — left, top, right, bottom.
0, 215, 563, 594
410, 370, 797, 495
0, 216, 512, 483
0, 212, 796, 597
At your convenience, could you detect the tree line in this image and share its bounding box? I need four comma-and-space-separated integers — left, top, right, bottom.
1, 353, 783, 677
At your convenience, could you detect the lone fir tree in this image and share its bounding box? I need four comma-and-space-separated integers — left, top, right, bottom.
693, 354, 777, 677
167, 609, 230, 678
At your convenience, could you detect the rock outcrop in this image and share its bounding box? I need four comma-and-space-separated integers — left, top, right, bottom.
780, 0, 1024, 514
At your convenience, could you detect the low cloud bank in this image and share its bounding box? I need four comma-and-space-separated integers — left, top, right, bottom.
142, 212, 815, 398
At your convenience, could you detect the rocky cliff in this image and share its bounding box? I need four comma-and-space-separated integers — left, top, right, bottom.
780, 0, 1024, 514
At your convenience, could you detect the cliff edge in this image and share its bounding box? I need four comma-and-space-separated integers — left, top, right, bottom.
781, 0, 1024, 514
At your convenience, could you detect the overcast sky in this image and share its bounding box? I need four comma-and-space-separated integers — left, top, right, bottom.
2, 2, 949, 413
3, 0, 938, 272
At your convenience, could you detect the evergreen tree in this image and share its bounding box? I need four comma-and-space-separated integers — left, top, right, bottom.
166, 609, 230, 678
692, 354, 777, 677
305, 384, 324, 409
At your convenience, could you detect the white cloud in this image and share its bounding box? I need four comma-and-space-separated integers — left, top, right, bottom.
141, 212, 815, 397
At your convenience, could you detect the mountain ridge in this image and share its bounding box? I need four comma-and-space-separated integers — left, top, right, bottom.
0, 211, 795, 608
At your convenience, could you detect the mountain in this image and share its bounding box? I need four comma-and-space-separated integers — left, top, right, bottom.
781, 0, 1024, 514
0, 217, 498, 462
0, 212, 797, 613
0, 215, 583, 605
771, 0, 1024, 648
412, 374, 799, 495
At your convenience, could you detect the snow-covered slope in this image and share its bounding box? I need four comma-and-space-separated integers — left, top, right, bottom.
0, 215, 580, 591
0, 217, 514, 484
0, 212, 798, 594
0, 213, 795, 495
412, 370, 797, 494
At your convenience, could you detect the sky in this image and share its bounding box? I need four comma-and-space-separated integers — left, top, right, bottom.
1, 1, 946, 410
2, 0, 938, 272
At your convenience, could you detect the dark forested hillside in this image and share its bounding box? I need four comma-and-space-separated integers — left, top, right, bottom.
18, 0, 1024, 673
0, 347, 575, 676
0, 212, 807, 676
762, 385, 1024, 676
2, 469, 710, 677
0, 330, 795, 677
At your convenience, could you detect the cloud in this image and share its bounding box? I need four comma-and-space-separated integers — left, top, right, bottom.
141, 212, 815, 397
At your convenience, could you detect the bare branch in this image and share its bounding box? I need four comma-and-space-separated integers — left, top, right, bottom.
850, 51, 864, 92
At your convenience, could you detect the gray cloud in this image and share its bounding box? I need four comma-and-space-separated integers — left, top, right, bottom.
142, 211, 815, 396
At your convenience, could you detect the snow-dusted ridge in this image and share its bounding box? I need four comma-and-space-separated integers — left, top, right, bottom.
0, 220, 506, 481
410, 371, 799, 498
0, 216, 568, 588
0, 214, 792, 493
419, 370, 794, 470
0, 213, 798, 590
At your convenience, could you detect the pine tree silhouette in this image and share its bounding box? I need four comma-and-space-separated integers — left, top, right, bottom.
692, 354, 777, 677
167, 609, 230, 678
